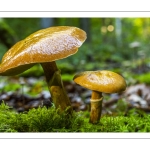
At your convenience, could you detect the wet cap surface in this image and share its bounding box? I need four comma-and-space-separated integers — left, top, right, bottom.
0, 26, 86, 76
73, 70, 127, 93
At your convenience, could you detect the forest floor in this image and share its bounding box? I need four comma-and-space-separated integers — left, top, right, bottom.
0, 76, 150, 116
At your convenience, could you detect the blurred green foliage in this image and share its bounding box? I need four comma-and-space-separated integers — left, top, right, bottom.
134, 72, 150, 84
0, 18, 150, 84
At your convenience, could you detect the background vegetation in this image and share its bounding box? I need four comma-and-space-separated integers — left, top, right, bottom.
1, 18, 150, 77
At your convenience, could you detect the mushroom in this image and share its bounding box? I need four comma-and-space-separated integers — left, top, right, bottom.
0, 26, 87, 113
73, 70, 127, 124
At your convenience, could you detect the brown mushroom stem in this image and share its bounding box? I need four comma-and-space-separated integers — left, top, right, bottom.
89, 91, 103, 124
41, 61, 72, 113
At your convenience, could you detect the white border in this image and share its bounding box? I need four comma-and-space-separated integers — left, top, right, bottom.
0, 1, 150, 148
0, 133, 150, 139
0, 11, 150, 18
0, 0, 150, 12
0, 133, 149, 150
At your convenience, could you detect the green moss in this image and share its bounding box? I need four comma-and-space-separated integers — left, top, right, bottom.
0, 102, 150, 132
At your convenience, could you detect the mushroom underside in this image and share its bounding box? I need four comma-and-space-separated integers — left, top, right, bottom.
0, 63, 35, 76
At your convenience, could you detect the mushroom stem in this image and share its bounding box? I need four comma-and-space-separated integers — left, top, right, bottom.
89, 91, 103, 124
41, 61, 72, 113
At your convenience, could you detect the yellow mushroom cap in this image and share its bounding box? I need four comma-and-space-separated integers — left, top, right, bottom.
73, 70, 127, 93
0, 26, 86, 76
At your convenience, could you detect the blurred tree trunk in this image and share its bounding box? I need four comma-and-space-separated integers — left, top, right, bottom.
79, 18, 91, 43
41, 18, 54, 28
115, 18, 122, 48
79, 18, 92, 62
142, 18, 150, 40
101, 18, 106, 42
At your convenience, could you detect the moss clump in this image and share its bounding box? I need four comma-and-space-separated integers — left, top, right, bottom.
0, 102, 150, 132
0, 102, 84, 132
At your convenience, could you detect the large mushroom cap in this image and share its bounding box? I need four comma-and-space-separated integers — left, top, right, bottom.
73, 70, 127, 93
0, 26, 86, 76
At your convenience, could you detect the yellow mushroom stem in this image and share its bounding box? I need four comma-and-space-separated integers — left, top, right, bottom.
41, 61, 72, 114
89, 91, 103, 124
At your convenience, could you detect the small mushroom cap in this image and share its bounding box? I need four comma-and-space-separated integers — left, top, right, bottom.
0, 26, 86, 76
73, 70, 127, 93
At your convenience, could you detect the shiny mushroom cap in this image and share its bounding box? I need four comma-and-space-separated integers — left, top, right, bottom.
0, 26, 86, 76
73, 70, 127, 93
